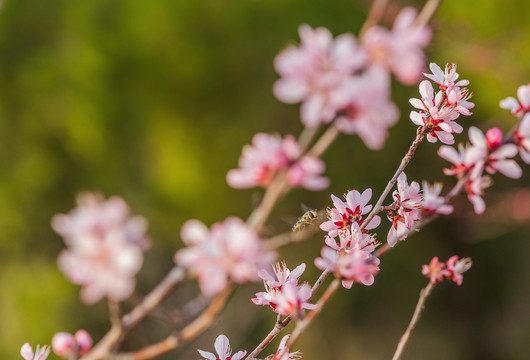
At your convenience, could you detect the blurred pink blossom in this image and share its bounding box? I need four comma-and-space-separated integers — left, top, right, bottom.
52, 330, 92, 358
227, 133, 328, 191
500, 83, 530, 116
52, 193, 149, 304
333, 65, 399, 149
362, 7, 431, 85
515, 114, 530, 163
198, 334, 246, 360
421, 256, 447, 284
21, 343, 50, 360
271, 335, 303, 360
468, 126, 522, 179
445, 256, 472, 285
421, 181, 453, 215
274, 281, 317, 317
274, 24, 365, 127
175, 217, 276, 296
465, 162, 491, 215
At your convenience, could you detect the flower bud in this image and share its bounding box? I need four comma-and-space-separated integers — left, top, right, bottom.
485, 126, 503, 149
51, 332, 75, 357
74, 329, 93, 354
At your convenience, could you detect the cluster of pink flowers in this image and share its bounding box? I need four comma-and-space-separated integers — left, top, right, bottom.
51, 330, 92, 359
252, 262, 316, 318
20, 344, 50, 360
317, 190, 381, 288
409, 63, 474, 144
439, 126, 523, 214
273, 7, 431, 149
227, 133, 329, 191
422, 256, 472, 285
51, 193, 150, 304
175, 217, 276, 296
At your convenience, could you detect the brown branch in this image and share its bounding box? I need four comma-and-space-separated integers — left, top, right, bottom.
392, 281, 436, 360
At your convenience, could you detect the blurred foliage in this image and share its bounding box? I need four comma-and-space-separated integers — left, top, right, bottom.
0, 0, 529, 359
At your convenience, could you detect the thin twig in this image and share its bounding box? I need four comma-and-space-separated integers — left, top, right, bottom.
415, 0, 443, 27
307, 124, 340, 158
359, 0, 389, 36
392, 281, 436, 360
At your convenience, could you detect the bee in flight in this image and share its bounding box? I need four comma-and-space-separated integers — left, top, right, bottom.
292, 208, 318, 232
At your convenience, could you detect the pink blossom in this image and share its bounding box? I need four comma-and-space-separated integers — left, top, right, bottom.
500, 83, 530, 116
386, 173, 422, 247
438, 142, 486, 179
423, 63, 470, 105
198, 334, 246, 360
227, 133, 328, 191
362, 7, 431, 85
421, 181, 453, 215
314, 245, 380, 288
274, 281, 317, 317
272, 335, 303, 360
421, 257, 447, 284
465, 162, 491, 215
252, 262, 306, 310
227, 133, 298, 188
324, 223, 379, 254
468, 126, 522, 179
52, 193, 149, 304
515, 113, 530, 163
409, 80, 465, 144
175, 217, 276, 296
274, 24, 365, 127
21, 343, 50, 360
52, 330, 92, 358
445, 256, 472, 285
286, 155, 330, 190
333, 66, 399, 149
320, 189, 381, 238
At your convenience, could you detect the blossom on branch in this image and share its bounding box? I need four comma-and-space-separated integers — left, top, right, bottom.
515, 114, 530, 164
422, 256, 472, 285
21, 343, 50, 360
421, 181, 453, 215
52, 330, 92, 358
423, 63, 471, 105
226, 133, 328, 191
500, 83, 530, 116
175, 217, 276, 296
198, 334, 246, 360
274, 281, 317, 317
362, 7, 432, 85
51, 193, 150, 304
274, 24, 365, 127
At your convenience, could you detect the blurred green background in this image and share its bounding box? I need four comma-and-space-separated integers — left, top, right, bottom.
1, 0, 529, 359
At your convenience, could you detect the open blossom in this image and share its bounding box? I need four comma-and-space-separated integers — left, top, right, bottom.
175, 217, 276, 296
421, 256, 447, 284
362, 7, 431, 85
515, 113, 530, 163
325, 223, 379, 254
315, 245, 380, 288
445, 256, 473, 286
274, 24, 365, 127
438, 139, 486, 179
21, 343, 50, 360
52, 330, 93, 358
274, 281, 317, 317
421, 181, 453, 215
468, 126, 522, 179
422, 256, 472, 285
227, 133, 328, 191
500, 83, 530, 116
424, 63, 471, 105
320, 188, 380, 238
333, 65, 399, 150
52, 193, 149, 304
386, 173, 422, 247
198, 334, 246, 360
271, 335, 303, 360
465, 161, 492, 215
252, 262, 306, 310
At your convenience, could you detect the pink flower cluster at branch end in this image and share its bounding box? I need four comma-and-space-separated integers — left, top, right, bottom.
273, 7, 430, 148
52, 193, 150, 305
198, 334, 246, 360
422, 256, 472, 285
409, 63, 474, 145
21, 343, 50, 360
362, 7, 432, 85
439, 126, 523, 214
52, 330, 92, 358
226, 133, 329, 191
175, 217, 276, 296
253, 262, 316, 318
